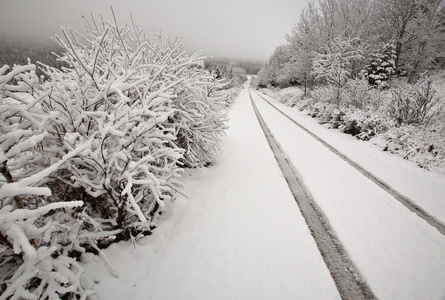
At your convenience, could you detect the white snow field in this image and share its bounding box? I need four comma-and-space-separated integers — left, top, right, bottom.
82, 89, 341, 300
250, 90, 445, 300
83, 88, 445, 300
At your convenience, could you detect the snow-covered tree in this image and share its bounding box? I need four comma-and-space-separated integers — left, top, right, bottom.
289, 48, 314, 97
366, 42, 397, 86
256, 64, 274, 88
405, 0, 445, 82
227, 65, 248, 87
311, 37, 364, 106
207, 63, 247, 89
255, 44, 296, 88
287, 0, 376, 54
374, 0, 445, 80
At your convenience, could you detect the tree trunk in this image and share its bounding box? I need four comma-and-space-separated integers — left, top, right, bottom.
336, 70, 342, 107
336, 84, 341, 107
410, 0, 443, 83
394, 22, 408, 71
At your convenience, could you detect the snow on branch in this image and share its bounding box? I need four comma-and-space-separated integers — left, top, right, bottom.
0, 142, 90, 198
311, 37, 364, 106
0, 11, 233, 299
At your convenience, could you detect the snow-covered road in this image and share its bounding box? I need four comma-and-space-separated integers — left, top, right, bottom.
84, 88, 445, 300
250, 89, 445, 300
254, 90, 445, 227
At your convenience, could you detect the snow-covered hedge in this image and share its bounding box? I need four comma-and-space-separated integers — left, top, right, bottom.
1, 15, 232, 299
374, 124, 445, 173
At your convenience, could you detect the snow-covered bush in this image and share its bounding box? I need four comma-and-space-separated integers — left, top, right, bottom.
0, 201, 98, 300
44, 16, 229, 231
0, 63, 55, 209
339, 109, 395, 140
171, 71, 229, 167
261, 83, 395, 140
375, 124, 445, 173
219, 86, 240, 108
37, 26, 187, 235
310, 85, 336, 104
311, 37, 364, 105
1, 13, 230, 298
343, 76, 374, 109
389, 74, 443, 126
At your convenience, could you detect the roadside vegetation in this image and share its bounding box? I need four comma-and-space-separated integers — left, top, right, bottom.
254, 0, 445, 173
0, 13, 242, 299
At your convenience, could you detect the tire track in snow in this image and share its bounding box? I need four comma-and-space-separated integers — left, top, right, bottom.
248, 90, 376, 300
251, 89, 445, 237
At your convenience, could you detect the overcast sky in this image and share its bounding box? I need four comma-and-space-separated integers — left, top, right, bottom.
0, 0, 308, 61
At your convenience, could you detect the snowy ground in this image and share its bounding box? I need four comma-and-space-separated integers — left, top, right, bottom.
83, 89, 340, 299
83, 89, 445, 300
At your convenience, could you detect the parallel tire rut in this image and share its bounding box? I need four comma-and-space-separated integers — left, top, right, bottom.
248, 90, 376, 300
251, 89, 445, 237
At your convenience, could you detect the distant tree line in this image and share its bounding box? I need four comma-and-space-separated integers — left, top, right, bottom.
257, 0, 445, 91
205, 59, 263, 75
0, 37, 260, 88
205, 60, 253, 88
0, 37, 68, 78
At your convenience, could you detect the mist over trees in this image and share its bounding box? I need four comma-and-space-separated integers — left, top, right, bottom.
205, 59, 262, 88
210, 62, 248, 88
257, 0, 445, 89
205, 59, 262, 75
0, 38, 68, 78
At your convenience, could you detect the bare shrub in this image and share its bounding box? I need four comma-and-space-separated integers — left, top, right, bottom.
389, 74, 444, 126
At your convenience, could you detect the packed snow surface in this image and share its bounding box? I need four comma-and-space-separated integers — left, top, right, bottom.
251, 90, 445, 300
83, 89, 340, 299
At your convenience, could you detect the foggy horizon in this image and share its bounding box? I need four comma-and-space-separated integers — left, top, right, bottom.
0, 0, 308, 62
0, 32, 269, 64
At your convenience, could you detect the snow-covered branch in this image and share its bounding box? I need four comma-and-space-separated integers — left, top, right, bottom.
0, 12, 230, 299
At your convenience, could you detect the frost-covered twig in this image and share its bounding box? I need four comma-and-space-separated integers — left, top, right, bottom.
0, 142, 90, 198
0, 11, 232, 299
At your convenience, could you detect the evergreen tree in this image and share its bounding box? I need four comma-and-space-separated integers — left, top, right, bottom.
366, 42, 397, 86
